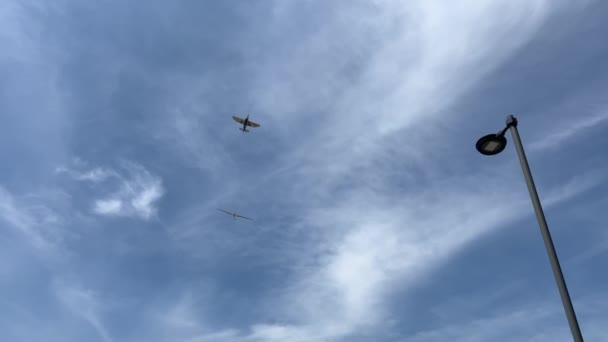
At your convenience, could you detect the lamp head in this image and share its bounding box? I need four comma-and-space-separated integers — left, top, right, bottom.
476, 133, 507, 156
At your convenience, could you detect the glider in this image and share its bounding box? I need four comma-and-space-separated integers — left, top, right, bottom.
217, 208, 254, 220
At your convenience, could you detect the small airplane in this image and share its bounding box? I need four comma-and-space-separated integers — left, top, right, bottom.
232, 114, 260, 133
217, 208, 254, 220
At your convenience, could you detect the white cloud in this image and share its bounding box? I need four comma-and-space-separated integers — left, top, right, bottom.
541, 168, 606, 206
0, 187, 46, 249
93, 199, 123, 216
162, 164, 604, 342
58, 160, 165, 220
56, 166, 116, 183
155, 1, 600, 340
53, 280, 114, 342
3, 1, 600, 341
130, 179, 165, 218
141, 277, 607, 342
403, 305, 563, 342
568, 233, 608, 266
146, 293, 330, 342
223, 2, 587, 339
270, 175, 601, 340
529, 110, 608, 151
93, 163, 164, 220
401, 294, 608, 342
55, 158, 118, 183
0, 186, 65, 251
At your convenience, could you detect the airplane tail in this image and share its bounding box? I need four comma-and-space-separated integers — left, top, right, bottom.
239, 128, 250, 132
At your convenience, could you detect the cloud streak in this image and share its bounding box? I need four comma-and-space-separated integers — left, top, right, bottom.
530, 109, 608, 151
0, 186, 65, 251
1, 1, 607, 342
58, 160, 165, 220
54, 280, 114, 342
157, 2, 606, 340
138, 1, 608, 340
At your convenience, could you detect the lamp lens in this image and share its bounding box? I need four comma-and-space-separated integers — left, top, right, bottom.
483, 140, 502, 152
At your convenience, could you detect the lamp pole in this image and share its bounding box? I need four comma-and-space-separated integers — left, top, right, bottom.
504, 115, 583, 342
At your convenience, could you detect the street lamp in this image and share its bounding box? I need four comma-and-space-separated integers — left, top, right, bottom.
476, 115, 584, 342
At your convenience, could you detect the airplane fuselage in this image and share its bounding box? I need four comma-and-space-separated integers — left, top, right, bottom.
242, 115, 250, 132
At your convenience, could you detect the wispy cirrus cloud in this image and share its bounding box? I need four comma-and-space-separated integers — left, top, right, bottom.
402, 293, 608, 342
58, 160, 164, 220
154, 1, 603, 340
0, 186, 65, 251
264, 174, 602, 340
1, 1, 607, 342
530, 110, 608, 151
55, 165, 116, 183
53, 280, 114, 342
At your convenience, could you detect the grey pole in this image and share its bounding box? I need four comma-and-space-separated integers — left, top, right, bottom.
506, 115, 583, 342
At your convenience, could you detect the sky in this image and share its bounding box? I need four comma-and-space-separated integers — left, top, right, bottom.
1, 1, 608, 341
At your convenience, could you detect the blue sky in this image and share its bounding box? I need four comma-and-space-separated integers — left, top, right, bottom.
1, 1, 608, 341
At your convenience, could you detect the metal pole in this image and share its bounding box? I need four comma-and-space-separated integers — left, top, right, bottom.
506, 115, 583, 342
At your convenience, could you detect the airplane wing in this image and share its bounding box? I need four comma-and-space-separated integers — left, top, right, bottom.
235, 213, 254, 220
232, 116, 245, 124
217, 208, 232, 215
246, 121, 260, 128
